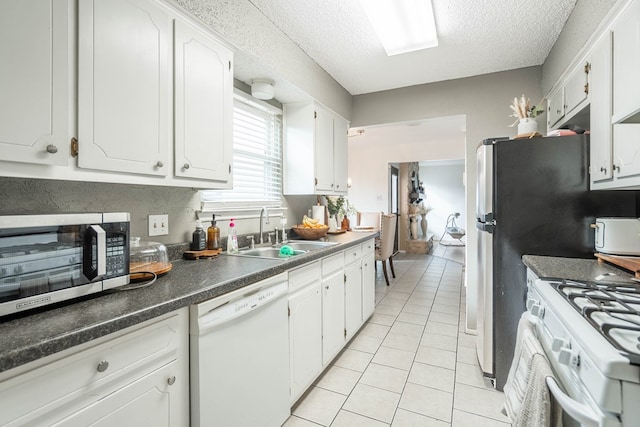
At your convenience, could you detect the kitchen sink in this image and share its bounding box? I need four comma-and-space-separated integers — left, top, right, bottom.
231, 247, 307, 259
230, 240, 339, 260
279, 240, 339, 251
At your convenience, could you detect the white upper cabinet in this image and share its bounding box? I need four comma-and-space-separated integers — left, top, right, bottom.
283, 102, 349, 195
174, 19, 232, 183
547, 61, 590, 131
0, 0, 70, 166
612, 0, 640, 123
590, 31, 614, 183
613, 124, 640, 180
78, 0, 171, 176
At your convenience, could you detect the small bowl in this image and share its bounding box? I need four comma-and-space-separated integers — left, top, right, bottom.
291, 225, 329, 240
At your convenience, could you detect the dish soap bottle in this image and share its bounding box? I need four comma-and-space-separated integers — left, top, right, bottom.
207, 214, 220, 250
191, 220, 206, 251
227, 218, 239, 254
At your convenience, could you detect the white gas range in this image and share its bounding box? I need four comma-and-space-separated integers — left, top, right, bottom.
526, 269, 640, 427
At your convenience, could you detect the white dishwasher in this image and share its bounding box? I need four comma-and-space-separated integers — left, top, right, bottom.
190, 273, 290, 427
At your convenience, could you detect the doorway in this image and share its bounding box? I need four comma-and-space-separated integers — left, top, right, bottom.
389, 165, 399, 253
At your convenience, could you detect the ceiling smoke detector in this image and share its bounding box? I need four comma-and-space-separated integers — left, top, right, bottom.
251, 79, 275, 100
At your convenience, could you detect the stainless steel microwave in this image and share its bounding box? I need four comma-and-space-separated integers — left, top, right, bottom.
0, 213, 130, 317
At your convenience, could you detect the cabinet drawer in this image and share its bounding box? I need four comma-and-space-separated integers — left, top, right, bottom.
322, 253, 344, 276
361, 239, 375, 256
343, 245, 362, 265
0, 312, 183, 426
289, 261, 321, 294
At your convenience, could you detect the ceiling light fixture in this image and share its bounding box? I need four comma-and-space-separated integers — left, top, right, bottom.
359, 0, 438, 56
251, 79, 275, 100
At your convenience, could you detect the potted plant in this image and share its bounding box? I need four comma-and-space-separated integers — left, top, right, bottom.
324, 195, 344, 231
509, 94, 545, 135
339, 199, 357, 230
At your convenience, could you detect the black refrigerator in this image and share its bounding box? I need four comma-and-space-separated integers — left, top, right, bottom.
475, 134, 638, 391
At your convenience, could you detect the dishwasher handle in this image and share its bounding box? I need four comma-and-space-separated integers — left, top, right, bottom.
197, 281, 288, 333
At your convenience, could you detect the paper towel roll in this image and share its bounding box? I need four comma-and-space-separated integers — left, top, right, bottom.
312, 205, 326, 225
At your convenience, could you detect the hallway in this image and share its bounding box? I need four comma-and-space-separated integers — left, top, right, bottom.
284, 250, 508, 426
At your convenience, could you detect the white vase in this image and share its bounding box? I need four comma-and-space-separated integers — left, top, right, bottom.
327, 217, 338, 232
517, 117, 538, 135
420, 216, 427, 237
410, 217, 418, 240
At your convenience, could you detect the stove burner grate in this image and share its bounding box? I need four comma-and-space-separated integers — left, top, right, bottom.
552, 279, 640, 362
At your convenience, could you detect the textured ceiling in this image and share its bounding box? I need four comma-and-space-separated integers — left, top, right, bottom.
246, 0, 577, 95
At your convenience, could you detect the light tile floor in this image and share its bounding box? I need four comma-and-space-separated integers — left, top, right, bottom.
284, 248, 510, 427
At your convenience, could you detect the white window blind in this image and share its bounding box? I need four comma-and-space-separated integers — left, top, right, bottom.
201, 92, 283, 205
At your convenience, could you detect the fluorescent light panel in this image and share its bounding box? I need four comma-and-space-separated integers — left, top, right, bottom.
360, 0, 438, 56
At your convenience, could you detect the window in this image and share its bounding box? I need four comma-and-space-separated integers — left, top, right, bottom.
201, 90, 283, 206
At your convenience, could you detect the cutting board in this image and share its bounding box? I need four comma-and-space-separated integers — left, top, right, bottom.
595, 253, 640, 278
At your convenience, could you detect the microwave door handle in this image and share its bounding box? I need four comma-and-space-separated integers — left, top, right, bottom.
84, 225, 106, 280
545, 377, 598, 427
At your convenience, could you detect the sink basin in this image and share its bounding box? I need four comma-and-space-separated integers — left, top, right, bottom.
232, 247, 307, 259
280, 241, 339, 251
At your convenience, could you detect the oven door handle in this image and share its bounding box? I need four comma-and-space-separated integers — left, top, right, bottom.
546, 376, 598, 427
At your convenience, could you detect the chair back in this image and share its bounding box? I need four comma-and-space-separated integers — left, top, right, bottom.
376, 214, 397, 261
357, 212, 382, 229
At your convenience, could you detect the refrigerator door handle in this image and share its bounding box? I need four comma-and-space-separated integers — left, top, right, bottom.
477, 221, 495, 233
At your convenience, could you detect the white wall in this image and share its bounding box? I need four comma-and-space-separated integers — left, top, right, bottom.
350, 66, 543, 332
420, 162, 466, 240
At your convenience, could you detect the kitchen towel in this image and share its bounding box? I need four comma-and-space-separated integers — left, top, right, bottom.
503, 312, 563, 427
311, 205, 326, 225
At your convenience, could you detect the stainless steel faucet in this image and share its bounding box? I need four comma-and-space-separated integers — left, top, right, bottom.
259, 207, 270, 244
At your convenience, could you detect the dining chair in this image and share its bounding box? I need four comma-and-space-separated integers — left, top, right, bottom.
376, 213, 397, 286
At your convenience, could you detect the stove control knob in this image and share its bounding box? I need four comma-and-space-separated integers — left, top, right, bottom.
558, 348, 579, 367
13, 265, 23, 274
530, 303, 545, 318
552, 338, 568, 352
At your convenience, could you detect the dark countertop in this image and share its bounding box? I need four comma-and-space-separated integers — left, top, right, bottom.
523, 255, 637, 285
0, 232, 377, 374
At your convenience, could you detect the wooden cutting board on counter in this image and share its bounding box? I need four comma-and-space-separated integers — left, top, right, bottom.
595, 253, 640, 278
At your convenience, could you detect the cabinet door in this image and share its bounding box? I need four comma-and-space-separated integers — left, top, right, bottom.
564, 62, 589, 118
361, 253, 376, 321
314, 108, 335, 193
333, 117, 349, 194
322, 271, 345, 365
289, 283, 322, 403
78, 0, 171, 176
590, 31, 614, 183
51, 361, 182, 427
174, 20, 232, 182
344, 262, 362, 341
0, 0, 70, 166
612, 0, 640, 123
546, 86, 564, 129
613, 124, 640, 179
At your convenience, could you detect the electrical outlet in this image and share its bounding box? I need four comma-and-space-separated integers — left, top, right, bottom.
148, 214, 169, 236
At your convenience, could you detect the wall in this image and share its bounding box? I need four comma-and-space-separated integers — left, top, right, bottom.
350, 66, 543, 331
420, 162, 466, 240
542, 0, 620, 94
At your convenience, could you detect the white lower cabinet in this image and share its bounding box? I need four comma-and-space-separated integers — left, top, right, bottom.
344, 246, 363, 341
0, 309, 189, 427
361, 242, 376, 321
322, 253, 346, 365
288, 262, 323, 404
288, 239, 377, 404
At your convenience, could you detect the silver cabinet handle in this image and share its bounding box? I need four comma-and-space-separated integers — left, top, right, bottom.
46, 144, 58, 154
96, 360, 109, 373
155, 161, 164, 168
167, 376, 176, 386
183, 163, 190, 170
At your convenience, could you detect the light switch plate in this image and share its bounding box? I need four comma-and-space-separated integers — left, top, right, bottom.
148, 214, 169, 236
